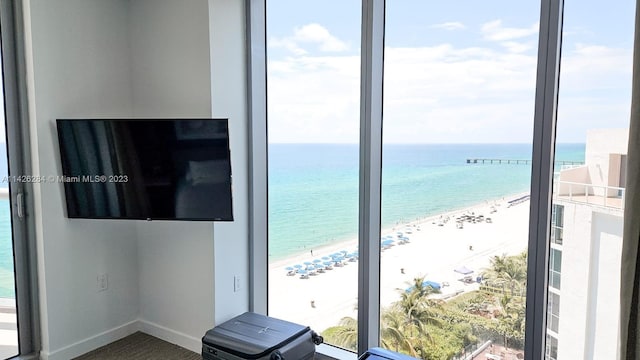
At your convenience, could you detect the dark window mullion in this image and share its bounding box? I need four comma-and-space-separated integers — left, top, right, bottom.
525, 0, 564, 359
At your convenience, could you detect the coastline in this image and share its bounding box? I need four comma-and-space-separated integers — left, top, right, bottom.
268, 191, 529, 269
268, 192, 531, 332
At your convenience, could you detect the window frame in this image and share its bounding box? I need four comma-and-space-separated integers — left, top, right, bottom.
0, 0, 41, 358
247, 0, 565, 359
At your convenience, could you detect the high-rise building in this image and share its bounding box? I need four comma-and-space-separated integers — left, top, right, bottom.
547, 129, 628, 360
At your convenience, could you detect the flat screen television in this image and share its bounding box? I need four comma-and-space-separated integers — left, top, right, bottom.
56, 119, 233, 221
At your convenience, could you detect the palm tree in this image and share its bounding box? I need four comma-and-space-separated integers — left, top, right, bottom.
397, 276, 443, 329
496, 294, 525, 349
321, 316, 357, 351
483, 253, 527, 296
380, 308, 420, 357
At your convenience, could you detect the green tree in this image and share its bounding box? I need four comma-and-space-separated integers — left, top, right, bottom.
379, 276, 446, 357
321, 316, 357, 351
483, 253, 527, 296
496, 294, 525, 349
380, 308, 420, 357
397, 276, 443, 330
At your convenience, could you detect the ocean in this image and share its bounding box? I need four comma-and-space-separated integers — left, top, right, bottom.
267, 143, 585, 261
0, 200, 14, 299
0, 143, 585, 297
0, 147, 13, 298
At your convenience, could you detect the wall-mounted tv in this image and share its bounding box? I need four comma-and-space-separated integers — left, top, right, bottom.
56, 119, 233, 221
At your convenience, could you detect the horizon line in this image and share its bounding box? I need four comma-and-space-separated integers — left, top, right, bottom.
267, 142, 586, 145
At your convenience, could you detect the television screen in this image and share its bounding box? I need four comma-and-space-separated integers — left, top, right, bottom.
56, 119, 233, 221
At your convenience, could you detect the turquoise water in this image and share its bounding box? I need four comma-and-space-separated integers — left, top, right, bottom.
0, 144, 586, 294
268, 143, 585, 261
0, 199, 15, 298
0, 148, 13, 298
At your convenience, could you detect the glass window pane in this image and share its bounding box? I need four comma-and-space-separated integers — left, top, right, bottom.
266, 0, 361, 351
0, 48, 18, 359
546, 334, 558, 360
377, 1, 539, 358
548, 0, 634, 358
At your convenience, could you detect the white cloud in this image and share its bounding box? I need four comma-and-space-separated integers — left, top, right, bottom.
500, 41, 534, 53
431, 22, 466, 31
269, 23, 349, 55
268, 37, 308, 56
267, 28, 631, 143
268, 55, 360, 143
482, 20, 539, 42
294, 23, 349, 52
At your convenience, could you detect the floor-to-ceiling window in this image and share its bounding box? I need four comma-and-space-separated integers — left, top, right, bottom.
0, 47, 18, 359
547, 0, 634, 359
375, 1, 539, 357
265, 0, 362, 349
250, 0, 637, 358
0, 1, 40, 357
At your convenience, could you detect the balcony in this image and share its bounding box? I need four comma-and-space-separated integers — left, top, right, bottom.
554, 180, 625, 210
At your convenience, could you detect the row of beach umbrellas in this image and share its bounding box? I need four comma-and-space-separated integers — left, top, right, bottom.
286, 233, 414, 278
286, 250, 360, 278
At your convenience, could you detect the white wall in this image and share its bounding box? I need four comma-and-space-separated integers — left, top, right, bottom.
24, 1, 140, 358
585, 212, 623, 360
558, 165, 591, 195
585, 129, 629, 195
556, 201, 624, 360
23, 0, 251, 357
130, 0, 212, 118
129, 0, 219, 352
209, 0, 250, 325
556, 202, 591, 360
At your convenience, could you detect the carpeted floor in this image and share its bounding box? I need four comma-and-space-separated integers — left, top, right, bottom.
73, 332, 201, 360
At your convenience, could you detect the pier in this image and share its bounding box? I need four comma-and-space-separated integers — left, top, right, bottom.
466, 158, 583, 166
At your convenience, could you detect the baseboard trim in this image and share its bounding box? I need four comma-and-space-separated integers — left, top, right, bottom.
138, 319, 202, 353
40, 320, 140, 360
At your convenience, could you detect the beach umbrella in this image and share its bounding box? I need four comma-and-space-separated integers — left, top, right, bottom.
422, 280, 442, 290
322, 256, 330, 260
285, 266, 294, 271
293, 264, 303, 269
304, 261, 313, 265
323, 261, 333, 266
313, 259, 322, 263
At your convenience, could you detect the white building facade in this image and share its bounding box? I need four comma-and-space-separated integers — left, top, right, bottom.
547, 129, 628, 360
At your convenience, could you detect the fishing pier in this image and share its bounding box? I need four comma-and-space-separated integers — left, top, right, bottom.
466, 158, 583, 166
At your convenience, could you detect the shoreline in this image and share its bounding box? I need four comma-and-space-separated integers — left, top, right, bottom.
268, 191, 529, 269
268, 192, 532, 332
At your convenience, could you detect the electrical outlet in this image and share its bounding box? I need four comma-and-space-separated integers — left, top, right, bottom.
97, 273, 108, 292
234, 276, 240, 292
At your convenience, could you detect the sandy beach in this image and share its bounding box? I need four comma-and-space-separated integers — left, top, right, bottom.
268, 194, 531, 333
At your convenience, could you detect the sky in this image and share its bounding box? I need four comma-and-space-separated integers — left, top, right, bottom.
266, 0, 635, 144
